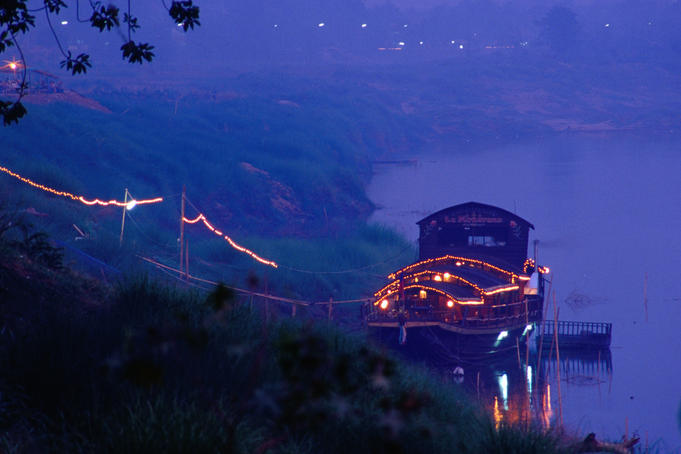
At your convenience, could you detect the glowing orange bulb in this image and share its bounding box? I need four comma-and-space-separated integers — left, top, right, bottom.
433, 274, 442, 281
446, 300, 454, 308
9, 62, 16, 70
380, 299, 389, 310
443, 272, 450, 280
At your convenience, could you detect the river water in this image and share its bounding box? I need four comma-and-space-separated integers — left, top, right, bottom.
367, 134, 681, 450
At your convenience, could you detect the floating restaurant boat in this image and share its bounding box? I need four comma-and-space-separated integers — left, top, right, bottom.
367, 202, 550, 358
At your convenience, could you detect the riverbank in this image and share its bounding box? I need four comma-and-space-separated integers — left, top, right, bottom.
0, 220, 581, 453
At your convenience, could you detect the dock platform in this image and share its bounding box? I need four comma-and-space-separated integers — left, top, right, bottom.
536, 320, 612, 350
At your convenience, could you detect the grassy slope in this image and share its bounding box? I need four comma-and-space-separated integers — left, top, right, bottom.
0, 83, 417, 301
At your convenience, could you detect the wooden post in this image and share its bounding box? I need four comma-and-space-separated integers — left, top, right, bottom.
328, 297, 333, 321
119, 188, 128, 246
180, 185, 186, 276
644, 272, 649, 322
516, 337, 522, 369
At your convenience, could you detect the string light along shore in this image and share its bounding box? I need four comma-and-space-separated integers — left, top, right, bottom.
0, 164, 163, 208
181, 212, 278, 268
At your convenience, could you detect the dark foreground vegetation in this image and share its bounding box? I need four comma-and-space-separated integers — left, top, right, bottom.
0, 216, 576, 453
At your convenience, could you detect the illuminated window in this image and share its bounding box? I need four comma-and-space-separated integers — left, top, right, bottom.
468, 235, 505, 247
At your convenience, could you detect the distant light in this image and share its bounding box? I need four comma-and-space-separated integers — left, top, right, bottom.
126, 200, 137, 211
523, 324, 533, 336
274, 24, 279, 28
9, 62, 17, 70
380, 299, 389, 310
177, 23, 183, 27
398, 41, 405, 46
605, 23, 610, 27
459, 44, 464, 49
403, 24, 408, 28
60, 20, 68, 25
443, 272, 450, 280
496, 331, 508, 341
455, 261, 462, 266
451, 40, 456, 44
318, 22, 325, 28
361, 23, 367, 28
419, 41, 424, 45
520, 41, 528, 47
446, 300, 454, 308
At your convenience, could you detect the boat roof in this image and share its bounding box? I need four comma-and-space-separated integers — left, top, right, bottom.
416, 201, 534, 229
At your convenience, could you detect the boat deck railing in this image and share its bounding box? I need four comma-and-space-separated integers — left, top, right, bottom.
366, 308, 542, 329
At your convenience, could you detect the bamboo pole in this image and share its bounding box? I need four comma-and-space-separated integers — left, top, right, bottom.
644, 272, 649, 322
524, 298, 530, 369
553, 291, 563, 427
536, 275, 553, 376
180, 185, 185, 275
185, 240, 189, 278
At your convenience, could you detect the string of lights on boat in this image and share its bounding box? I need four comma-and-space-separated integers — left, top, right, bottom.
388, 255, 542, 282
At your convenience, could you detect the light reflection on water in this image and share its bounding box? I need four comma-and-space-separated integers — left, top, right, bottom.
367, 134, 681, 449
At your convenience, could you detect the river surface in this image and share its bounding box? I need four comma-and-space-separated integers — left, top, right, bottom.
367, 134, 681, 451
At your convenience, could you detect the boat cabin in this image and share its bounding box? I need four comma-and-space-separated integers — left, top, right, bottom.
417, 202, 533, 270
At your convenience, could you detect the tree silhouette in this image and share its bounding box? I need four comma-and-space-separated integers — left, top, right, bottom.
538, 5, 579, 57
0, 0, 200, 125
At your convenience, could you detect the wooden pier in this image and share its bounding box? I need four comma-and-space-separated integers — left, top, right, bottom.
536, 320, 612, 350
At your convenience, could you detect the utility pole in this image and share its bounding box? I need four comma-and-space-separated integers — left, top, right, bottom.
180, 185, 186, 276
119, 188, 129, 246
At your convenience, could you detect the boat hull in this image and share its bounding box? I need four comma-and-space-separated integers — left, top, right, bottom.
369, 323, 533, 363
